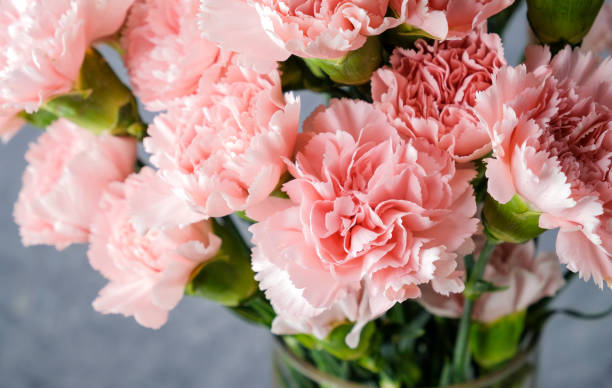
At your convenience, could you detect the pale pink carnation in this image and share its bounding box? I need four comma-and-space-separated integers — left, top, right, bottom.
122, 0, 232, 111
0, 0, 135, 114
0, 112, 25, 143
143, 59, 299, 224
89, 167, 221, 329
475, 46, 612, 287
372, 30, 505, 162
420, 240, 564, 323
14, 119, 137, 250
390, 0, 515, 39
249, 99, 478, 346
199, 0, 401, 70
582, 3, 612, 57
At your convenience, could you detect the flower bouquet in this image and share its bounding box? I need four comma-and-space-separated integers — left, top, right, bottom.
3, 0, 612, 386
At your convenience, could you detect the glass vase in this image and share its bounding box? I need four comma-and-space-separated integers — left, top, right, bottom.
272, 336, 539, 388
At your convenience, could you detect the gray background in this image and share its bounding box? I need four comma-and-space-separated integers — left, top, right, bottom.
2, 3, 612, 388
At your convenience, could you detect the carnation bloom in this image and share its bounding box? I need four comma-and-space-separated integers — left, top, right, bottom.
122, 0, 232, 111
0, 0, 134, 115
14, 119, 137, 250
420, 240, 564, 323
0, 112, 25, 143
475, 46, 612, 287
389, 0, 515, 39
249, 99, 478, 346
89, 167, 221, 329
372, 30, 506, 162
199, 0, 400, 69
582, 3, 612, 57
143, 58, 299, 223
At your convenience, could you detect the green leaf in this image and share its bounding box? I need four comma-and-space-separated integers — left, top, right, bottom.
527, 0, 605, 46
18, 109, 58, 128
303, 37, 382, 85
469, 280, 509, 297
185, 218, 257, 307
469, 310, 526, 369
293, 322, 376, 362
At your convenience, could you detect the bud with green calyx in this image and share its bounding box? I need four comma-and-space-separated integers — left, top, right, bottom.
302, 36, 382, 85
42, 48, 146, 139
185, 217, 258, 307
527, 0, 605, 46
469, 310, 526, 369
482, 194, 545, 244
293, 321, 377, 361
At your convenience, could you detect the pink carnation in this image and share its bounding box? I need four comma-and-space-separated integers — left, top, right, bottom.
249, 99, 478, 346
390, 0, 515, 39
89, 167, 221, 329
582, 3, 612, 57
142, 59, 299, 223
122, 0, 232, 111
420, 240, 564, 323
0, 112, 25, 143
199, 0, 400, 69
14, 119, 137, 250
475, 46, 612, 287
0, 0, 134, 114
372, 30, 506, 162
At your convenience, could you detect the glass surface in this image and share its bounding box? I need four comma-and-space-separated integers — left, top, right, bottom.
272, 336, 539, 388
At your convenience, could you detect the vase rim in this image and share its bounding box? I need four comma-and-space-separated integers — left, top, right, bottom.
273, 334, 539, 388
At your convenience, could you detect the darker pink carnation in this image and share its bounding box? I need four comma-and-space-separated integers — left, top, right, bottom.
122, 0, 232, 111
476, 46, 612, 287
249, 99, 478, 346
14, 119, 137, 250
372, 30, 506, 161
0, 0, 135, 115
390, 0, 515, 39
143, 58, 299, 223
199, 0, 400, 69
89, 167, 221, 329
420, 239, 564, 323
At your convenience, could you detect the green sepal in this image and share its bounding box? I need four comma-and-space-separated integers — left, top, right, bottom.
303, 37, 382, 85
469, 310, 526, 369
293, 321, 376, 361
185, 218, 258, 307
382, 23, 437, 47
527, 0, 605, 46
18, 109, 58, 129
43, 48, 145, 138
482, 194, 545, 244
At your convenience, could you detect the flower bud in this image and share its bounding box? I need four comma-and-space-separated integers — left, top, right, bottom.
527, 0, 605, 45
43, 48, 145, 138
469, 310, 526, 369
185, 218, 258, 307
302, 37, 382, 85
482, 194, 545, 244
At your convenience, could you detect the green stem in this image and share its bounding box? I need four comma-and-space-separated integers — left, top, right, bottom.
451, 239, 498, 383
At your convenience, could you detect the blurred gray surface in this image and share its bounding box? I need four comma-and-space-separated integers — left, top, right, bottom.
2, 4, 612, 388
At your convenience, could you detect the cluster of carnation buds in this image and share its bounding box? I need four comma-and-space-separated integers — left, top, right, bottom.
2, 0, 611, 385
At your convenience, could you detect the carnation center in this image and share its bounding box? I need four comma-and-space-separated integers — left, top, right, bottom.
112, 220, 164, 274
536, 87, 612, 198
